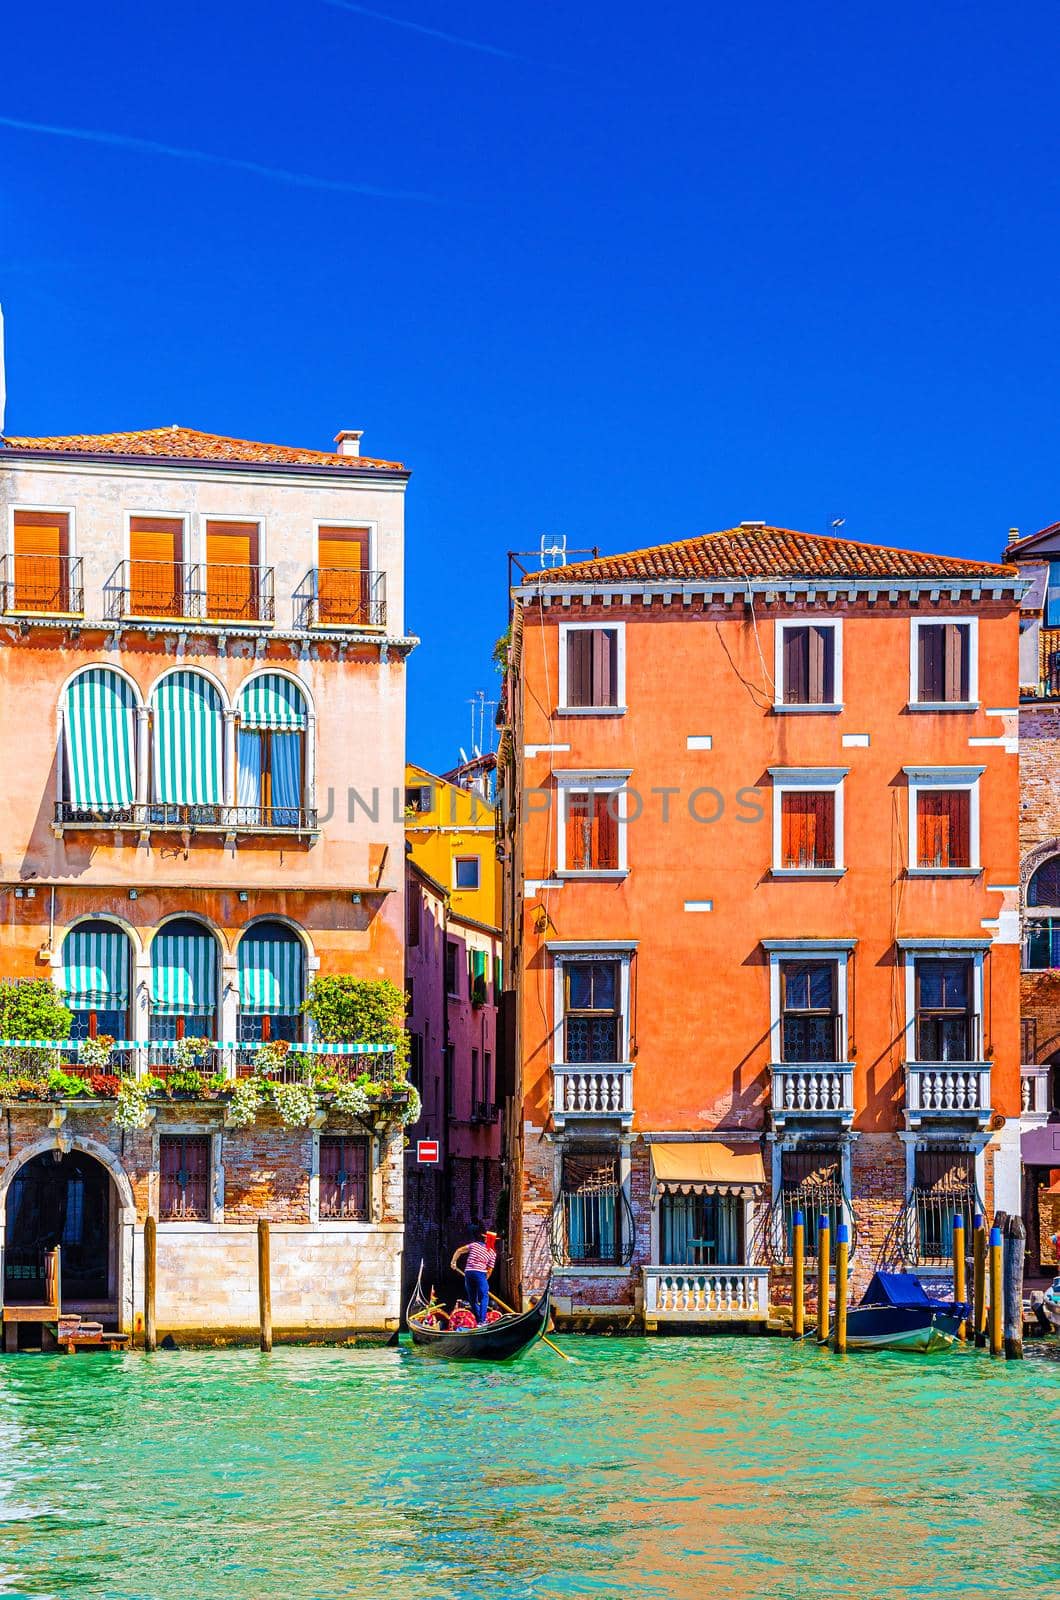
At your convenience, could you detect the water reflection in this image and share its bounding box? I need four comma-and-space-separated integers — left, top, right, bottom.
0, 1340, 1056, 1599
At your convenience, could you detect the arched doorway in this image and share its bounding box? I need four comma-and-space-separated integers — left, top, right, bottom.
4, 1151, 115, 1310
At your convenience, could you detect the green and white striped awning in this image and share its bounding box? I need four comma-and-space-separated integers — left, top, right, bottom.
150, 926, 218, 1017
238, 931, 304, 1014
64, 669, 137, 812
239, 674, 308, 731
60, 923, 130, 1009
152, 671, 224, 806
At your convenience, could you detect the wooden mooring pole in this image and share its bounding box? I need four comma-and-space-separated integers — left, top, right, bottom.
144, 1215, 157, 1353
951, 1213, 967, 1342
1003, 1213, 1025, 1361
988, 1225, 1004, 1359
257, 1218, 273, 1353
816, 1215, 830, 1345
791, 1209, 805, 1340
972, 1213, 987, 1348
834, 1222, 849, 1354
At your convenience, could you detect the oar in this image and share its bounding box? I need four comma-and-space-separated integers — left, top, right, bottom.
488, 1288, 571, 1362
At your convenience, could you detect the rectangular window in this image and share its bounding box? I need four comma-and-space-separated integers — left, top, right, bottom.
915, 622, 971, 704
319, 1135, 369, 1219
470, 948, 488, 1006
445, 940, 459, 997
316, 525, 370, 625
781, 961, 839, 1061
563, 626, 620, 709
405, 784, 433, 814
409, 1031, 424, 1093
558, 1148, 621, 1265
659, 1191, 744, 1266
564, 789, 620, 872
780, 624, 836, 706
159, 1135, 210, 1220
916, 790, 970, 869
471, 1048, 480, 1104
445, 1043, 456, 1117
564, 960, 621, 1063
780, 1144, 843, 1261
129, 515, 185, 617
484, 1050, 493, 1105
12, 508, 71, 612
780, 791, 835, 870
205, 519, 260, 622
915, 960, 975, 1061
913, 1145, 975, 1262
1046, 561, 1060, 628
237, 729, 304, 825
407, 886, 421, 947
454, 857, 480, 890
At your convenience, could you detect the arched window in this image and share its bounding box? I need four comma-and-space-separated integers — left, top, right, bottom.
63, 669, 137, 817
59, 921, 132, 1041
237, 675, 307, 827
1026, 855, 1060, 970
149, 919, 219, 1043
237, 921, 305, 1044
151, 671, 224, 811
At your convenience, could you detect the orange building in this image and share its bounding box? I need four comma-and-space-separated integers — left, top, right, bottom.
0, 424, 416, 1341
499, 523, 1026, 1329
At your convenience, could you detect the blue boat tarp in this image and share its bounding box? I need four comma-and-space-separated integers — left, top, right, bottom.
861, 1272, 969, 1319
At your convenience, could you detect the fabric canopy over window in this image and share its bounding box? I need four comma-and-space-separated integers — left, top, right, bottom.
64, 669, 137, 811
238, 927, 304, 1014
60, 923, 130, 1009
239, 674, 307, 731
150, 924, 218, 1016
650, 1142, 766, 1195
152, 672, 224, 806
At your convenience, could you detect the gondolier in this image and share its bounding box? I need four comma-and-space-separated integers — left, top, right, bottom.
451, 1225, 497, 1326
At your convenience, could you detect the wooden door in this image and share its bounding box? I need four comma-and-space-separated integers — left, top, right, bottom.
12, 510, 69, 611
129, 518, 183, 616
317, 526, 368, 623
206, 521, 259, 620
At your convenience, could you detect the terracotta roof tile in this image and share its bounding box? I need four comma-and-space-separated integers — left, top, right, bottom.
526, 524, 1017, 584
1, 425, 405, 472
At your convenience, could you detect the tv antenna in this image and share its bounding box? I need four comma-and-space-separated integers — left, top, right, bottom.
540, 534, 568, 569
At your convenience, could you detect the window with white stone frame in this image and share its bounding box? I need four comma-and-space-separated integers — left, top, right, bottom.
557, 622, 626, 714
774, 619, 842, 711
555, 773, 631, 877
905, 767, 982, 874
770, 768, 847, 875
909, 617, 978, 709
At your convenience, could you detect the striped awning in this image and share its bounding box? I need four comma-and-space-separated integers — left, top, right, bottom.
150, 926, 218, 1016
239, 674, 308, 731
64, 669, 137, 811
152, 671, 224, 805
60, 923, 130, 1009
238, 931, 304, 1014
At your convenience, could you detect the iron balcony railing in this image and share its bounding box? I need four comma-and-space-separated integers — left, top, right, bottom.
104, 561, 275, 623
295, 568, 387, 629
54, 801, 319, 834
0, 553, 85, 615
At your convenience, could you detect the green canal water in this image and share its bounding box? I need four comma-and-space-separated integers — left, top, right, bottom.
0, 1339, 1057, 1600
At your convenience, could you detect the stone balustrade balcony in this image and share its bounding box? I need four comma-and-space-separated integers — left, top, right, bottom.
769, 1062, 854, 1130
904, 1062, 992, 1129
551, 1062, 634, 1130
642, 1266, 770, 1328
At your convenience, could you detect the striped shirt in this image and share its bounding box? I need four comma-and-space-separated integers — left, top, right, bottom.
466, 1241, 496, 1274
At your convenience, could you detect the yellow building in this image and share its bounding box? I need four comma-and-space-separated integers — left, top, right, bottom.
404, 759, 499, 928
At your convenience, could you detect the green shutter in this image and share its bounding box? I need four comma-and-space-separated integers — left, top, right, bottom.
239, 674, 307, 731
494, 954, 503, 993
150, 927, 217, 1016
64, 668, 137, 811
472, 949, 487, 981
238, 931, 304, 1014
60, 923, 130, 1008
152, 671, 224, 805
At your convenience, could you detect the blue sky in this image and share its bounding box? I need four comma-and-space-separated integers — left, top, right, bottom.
2, 2, 1058, 770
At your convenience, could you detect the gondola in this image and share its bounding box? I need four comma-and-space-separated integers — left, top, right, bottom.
406, 1266, 552, 1362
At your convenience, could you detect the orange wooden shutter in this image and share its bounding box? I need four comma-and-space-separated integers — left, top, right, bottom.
594, 793, 618, 868
317, 526, 368, 623
782, 791, 833, 868
129, 517, 183, 616
206, 521, 258, 620
918, 790, 969, 867
566, 793, 588, 869
12, 510, 68, 611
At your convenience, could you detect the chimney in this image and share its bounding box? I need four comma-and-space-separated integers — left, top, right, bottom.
334, 429, 363, 458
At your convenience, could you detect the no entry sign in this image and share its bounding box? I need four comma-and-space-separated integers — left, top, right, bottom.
417, 1140, 440, 1164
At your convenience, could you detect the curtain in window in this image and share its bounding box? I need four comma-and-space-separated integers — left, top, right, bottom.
239, 674, 308, 731
64, 669, 137, 811
151, 672, 224, 805
660, 1193, 743, 1265
270, 734, 303, 824
238, 930, 304, 1014
60, 923, 130, 1009
150, 926, 217, 1016
237, 730, 263, 810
